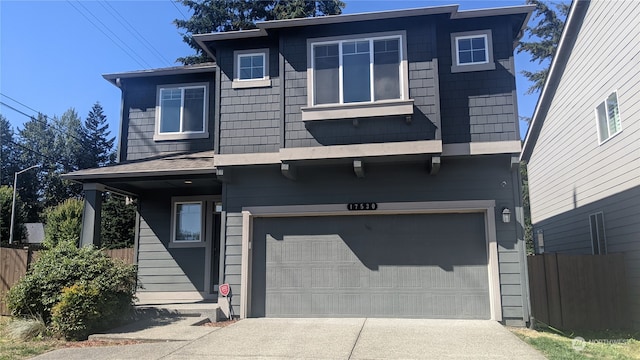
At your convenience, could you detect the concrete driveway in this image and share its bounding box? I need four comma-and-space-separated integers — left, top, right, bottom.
33, 318, 545, 360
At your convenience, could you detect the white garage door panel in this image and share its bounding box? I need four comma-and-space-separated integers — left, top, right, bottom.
252, 213, 490, 319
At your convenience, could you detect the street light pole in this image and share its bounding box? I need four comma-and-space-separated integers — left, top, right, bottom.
9, 164, 40, 245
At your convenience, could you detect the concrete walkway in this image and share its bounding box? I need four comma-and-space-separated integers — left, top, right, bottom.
32, 318, 546, 360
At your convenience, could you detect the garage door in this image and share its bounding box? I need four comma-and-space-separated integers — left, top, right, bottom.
250, 213, 490, 319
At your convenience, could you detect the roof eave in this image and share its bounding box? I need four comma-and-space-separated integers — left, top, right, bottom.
521, 0, 586, 161
61, 168, 217, 182
102, 64, 217, 87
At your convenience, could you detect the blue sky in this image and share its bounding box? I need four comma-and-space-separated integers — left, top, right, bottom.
0, 0, 539, 143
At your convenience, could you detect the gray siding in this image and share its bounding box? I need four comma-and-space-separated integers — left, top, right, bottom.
437, 17, 519, 143
222, 156, 528, 322
122, 73, 215, 161
282, 18, 440, 148
217, 41, 281, 154
136, 192, 207, 295
223, 212, 243, 311
526, 0, 640, 328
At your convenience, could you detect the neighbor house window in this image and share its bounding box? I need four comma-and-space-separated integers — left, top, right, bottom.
311, 35, 403, 105
173, 201, 203, 242
450, 30, 495, 73
589, 212, 607, 255
596, 91, 622, 143
233, 49, 271, 89
155, 83, 208, 140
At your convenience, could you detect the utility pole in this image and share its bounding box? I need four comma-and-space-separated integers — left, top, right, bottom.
9, 164, 40, 245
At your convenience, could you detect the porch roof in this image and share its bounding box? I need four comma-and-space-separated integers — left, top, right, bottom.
62, 150, 216, 181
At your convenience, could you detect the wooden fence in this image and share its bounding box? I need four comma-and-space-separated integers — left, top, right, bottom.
0, 247, 135, 316
528, 253, 631, 330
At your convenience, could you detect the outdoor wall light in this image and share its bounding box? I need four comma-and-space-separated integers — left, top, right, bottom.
184, 180, 193, 184
501, 208, 511, 223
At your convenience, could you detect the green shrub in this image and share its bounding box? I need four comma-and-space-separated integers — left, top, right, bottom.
6, 242, 137, 340
44, 198, 83, 248
0, 185, 27, 245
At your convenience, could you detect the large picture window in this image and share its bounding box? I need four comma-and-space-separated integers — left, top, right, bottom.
155, 84, 208, 140
596, 91, 622, 143
311, 35, 402, 106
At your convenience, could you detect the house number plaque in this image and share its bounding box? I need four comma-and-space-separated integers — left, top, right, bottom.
347, 202, 378, 211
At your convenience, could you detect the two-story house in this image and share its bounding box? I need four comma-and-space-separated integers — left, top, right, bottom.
521, 0, 640, 328
64, 4, 534, 326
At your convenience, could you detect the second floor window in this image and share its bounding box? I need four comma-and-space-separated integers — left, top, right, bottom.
456, 34, 488, 66
596, 91, 622, 143
158, 85, 206, 134
238, 53, 265, 80
312, 35, 402, 105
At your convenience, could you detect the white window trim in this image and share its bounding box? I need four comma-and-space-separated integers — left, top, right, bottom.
302, 31, 411, 121
154, 83, 209, 141
169, 196, 219, 248
232, 48, 271, 89
595, 90, 623, 145
589, 212, 607, 255
450, 30, 495, 73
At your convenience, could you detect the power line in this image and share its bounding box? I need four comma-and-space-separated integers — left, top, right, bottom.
0, 99, 86, 145
0, 93, 39, 115
66, 1, 150, 69
100, 1, 174, 67
170, 0, 189, 21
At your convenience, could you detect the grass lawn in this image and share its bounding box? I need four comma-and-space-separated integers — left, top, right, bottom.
0, 316, 143, 360
0, 316, 63, 360
510, 325, 640, 360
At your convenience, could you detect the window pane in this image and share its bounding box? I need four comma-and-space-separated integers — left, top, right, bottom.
240, 56, 251, 68
252, 66, 264, 79
472, 50, 486, 62
596, 102, 609, 141
183, 88, 205, 132
239, 54, 264, 80
343, 41, 371, 103
471, 37, 485, 49
240, 69, 252, 80
458, 51, 472, 64
374, 39, 400, 101
458, 38, 471, 51
160, 88, 181, 133
252, 55, 263, 66
606, 93, 620, 135
314, 44, 339, 104
175, 203, 202, 241
589, 214, 599, 254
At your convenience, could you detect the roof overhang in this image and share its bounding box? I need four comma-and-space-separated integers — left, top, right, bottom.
102, 63, 217, 87
194, 4, 535, 60
521, 0, 589, 161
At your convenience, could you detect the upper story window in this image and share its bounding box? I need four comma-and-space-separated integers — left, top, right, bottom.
450, 30, 495, 73
596, 91, 622, 143
233, 49, 271, 89
155, 83, 209, 141
311, 35, 403, 105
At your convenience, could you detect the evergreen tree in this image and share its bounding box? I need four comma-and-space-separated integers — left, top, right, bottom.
174, 0, 345, 64
0, 114, 21, 186
17, 114, 53, 221
101, 194, 136, 249
518, 0, 570, 94
83, 102, 115, 169
0, 185, 26, 245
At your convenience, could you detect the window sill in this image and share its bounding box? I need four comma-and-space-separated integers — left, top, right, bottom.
232, 79, 271, 89
169, 242, 206, 249
301, 99, 414, 121
451, 62, 496, 73
153, 132, 209, 141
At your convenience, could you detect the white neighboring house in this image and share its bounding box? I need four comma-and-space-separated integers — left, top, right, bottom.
521, 0, 640, 329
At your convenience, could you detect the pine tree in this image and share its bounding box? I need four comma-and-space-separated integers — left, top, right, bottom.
83, 102, 115, 169
0, 114, 21, 186
517, 0, 570, 94
174, 0, 345, 65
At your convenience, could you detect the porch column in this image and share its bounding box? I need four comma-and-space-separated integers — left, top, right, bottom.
81, 183, 104, 247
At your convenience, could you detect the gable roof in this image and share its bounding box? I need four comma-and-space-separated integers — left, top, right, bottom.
520, 0, 590, 161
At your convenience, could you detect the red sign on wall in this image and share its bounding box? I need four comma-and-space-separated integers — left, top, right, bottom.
219, 283, 230, 297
